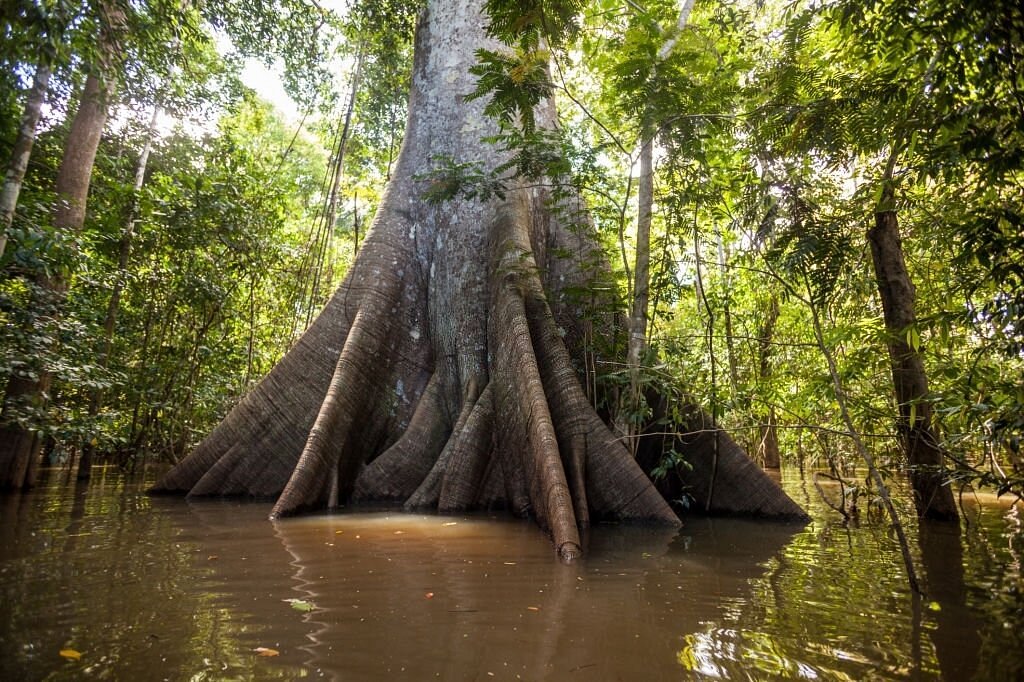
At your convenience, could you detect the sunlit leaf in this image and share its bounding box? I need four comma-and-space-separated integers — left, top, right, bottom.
283, 598, 316, 612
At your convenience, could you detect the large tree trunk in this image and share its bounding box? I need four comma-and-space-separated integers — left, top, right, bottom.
152, 0, 806, 556
0, 0, 124, 490
868, 201, 958, 522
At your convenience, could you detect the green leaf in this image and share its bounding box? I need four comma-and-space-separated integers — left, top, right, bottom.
905, 325, 921, 352
283, 598, 317, 612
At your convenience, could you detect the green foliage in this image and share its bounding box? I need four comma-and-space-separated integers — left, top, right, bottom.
417, 155, 507, 204
483, 0, 586, 48
0, 2, 341, 464
200, 0, 338, 108
759, 175, 858, 307
467, 47, 552, 133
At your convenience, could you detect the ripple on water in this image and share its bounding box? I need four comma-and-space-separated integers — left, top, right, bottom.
1, 471, 1023, 681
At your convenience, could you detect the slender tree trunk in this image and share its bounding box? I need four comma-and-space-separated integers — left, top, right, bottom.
353, 192, 360, 253
79, 103, 160, 479
868, 193, 958, 522
627, 138, 653, 374
0, 58, 51, 259
757, 296, 781, 469
0, 0, 125, 489
324, 49, 363, 237
621, 0, 697, 450
0, 72, 114, 489
806, 290, 922, 594
621, 136, 653, 452
717, 235, 740, 397
151, 0, 805, 555
0, 1, 125, 489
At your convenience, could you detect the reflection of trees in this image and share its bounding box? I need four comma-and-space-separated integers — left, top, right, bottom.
265, 513, 793, 681
965, 500, 1024, 681
918, 521, 980, 680
156, 496, 312, 679
690, 499, 994, 681
6, 478, 1012, 681
0, 476, 260, 680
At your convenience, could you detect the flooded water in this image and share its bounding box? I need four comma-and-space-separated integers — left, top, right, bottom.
1, 468, 1022, 681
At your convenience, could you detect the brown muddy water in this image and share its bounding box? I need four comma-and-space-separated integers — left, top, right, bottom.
1, 468, 1022, 681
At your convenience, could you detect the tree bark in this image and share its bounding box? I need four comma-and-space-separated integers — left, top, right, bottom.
0, 58, 51, 259
868, 199, 958, 522
152, 0, 806, 554
0, 1, 125, 490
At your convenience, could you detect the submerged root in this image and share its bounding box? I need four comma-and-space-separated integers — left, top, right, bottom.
405, 377, 483, 510
492, 275, 582, 557
271, 269, 405, 518
351, 371, 450, 502
437, 382, 494, 511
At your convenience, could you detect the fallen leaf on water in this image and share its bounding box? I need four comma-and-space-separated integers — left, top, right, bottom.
425, 592, 435, 599
283, 598, 317, 612
59, 649, 82, 661
526, 606, 540, 611
254, 647, 279, 657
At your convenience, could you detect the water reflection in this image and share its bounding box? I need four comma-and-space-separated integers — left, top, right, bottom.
259, 511, 795, 681
0, 474, 266, 681
1, 470, 1022, 681
918, 520, 980, 680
